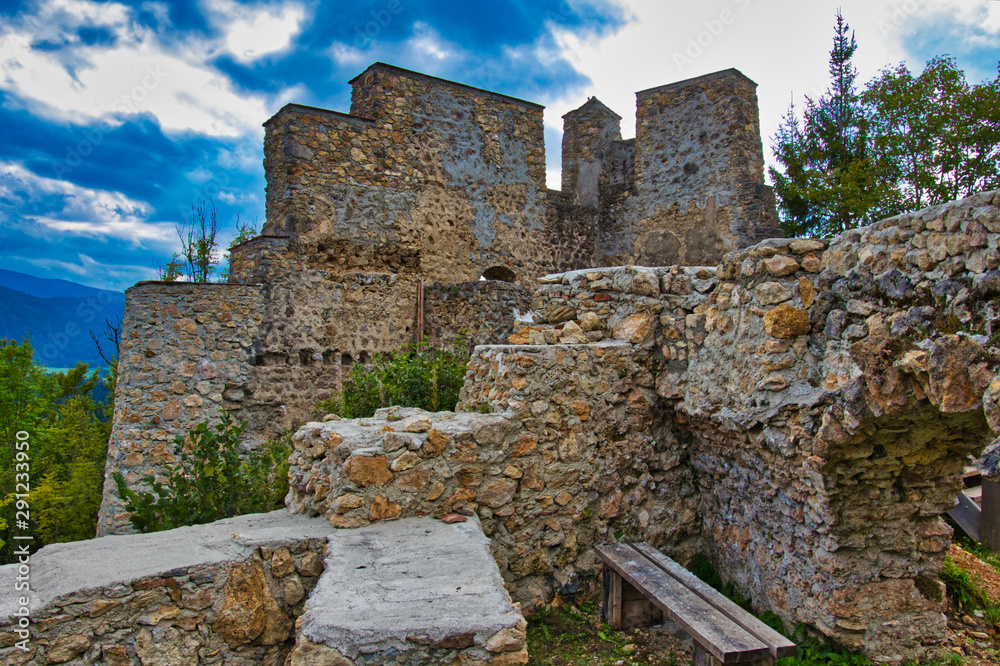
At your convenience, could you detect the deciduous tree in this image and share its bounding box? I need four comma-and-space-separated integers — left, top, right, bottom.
863, 56, 1000, 211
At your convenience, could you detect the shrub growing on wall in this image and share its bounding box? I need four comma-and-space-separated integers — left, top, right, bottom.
317, 337, 470, 419
113, 412, 290, 533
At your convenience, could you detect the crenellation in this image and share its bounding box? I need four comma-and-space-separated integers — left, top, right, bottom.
560, 97, 623, 207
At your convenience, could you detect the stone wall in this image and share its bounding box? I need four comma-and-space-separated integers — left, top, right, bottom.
669, 190, 1000, 661
286, 356, 699, 609
560, 98, 624, 208
97, 283, 265, 536
262, 63, 556, 286
423, 280, 533, 350
2, 511, 530, 666
228, 231, 427, 431
1, 512, 330, 666
516, 192, 1000, 661
599, 69, 782, 268
286, 188, 1000, 662
95, 61, 1000, 662
261, 63, 779, 292
103, 61, 785, 533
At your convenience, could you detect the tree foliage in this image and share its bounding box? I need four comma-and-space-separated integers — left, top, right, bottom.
863, 56, 1000, 211
770, 12, 1000, 237
154, 202, 260, 283
154, 199, 222, 282
113, 412, 290, 533
0, 338, 112, 564
769, 11, 898, 237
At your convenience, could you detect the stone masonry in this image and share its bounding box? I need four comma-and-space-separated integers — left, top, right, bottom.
285, 189, 1000, 662
99, 62, 780, 535
0, 512, 528, 666
88, 61, 1000, 664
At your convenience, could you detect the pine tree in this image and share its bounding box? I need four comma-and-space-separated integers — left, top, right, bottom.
769, 11, 899, 237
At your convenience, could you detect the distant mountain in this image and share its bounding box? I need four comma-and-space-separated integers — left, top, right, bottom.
0, 271, 125, 369
0, 269, 123, 301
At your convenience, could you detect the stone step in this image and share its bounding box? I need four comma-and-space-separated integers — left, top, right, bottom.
289, 516, 528, 665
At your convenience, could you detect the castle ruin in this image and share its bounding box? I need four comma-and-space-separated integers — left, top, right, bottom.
6, 63, 997, 665
97, 62, 782, 534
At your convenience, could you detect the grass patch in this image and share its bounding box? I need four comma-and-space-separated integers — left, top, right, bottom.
526, 603, 679, 666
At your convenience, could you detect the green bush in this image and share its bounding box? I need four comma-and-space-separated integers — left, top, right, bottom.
113, 412, 290, 533
316, 337, 470, 419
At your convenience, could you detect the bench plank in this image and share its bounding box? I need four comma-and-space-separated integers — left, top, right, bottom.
597, 544, 769, 664
633, 544, 797, 659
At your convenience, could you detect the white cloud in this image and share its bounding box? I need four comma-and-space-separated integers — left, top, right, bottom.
940, 0, 1000, 33
540, 0, 997, 188
18, 253, 157, 289
216, 190, 259, 206
0, 162, 173, 243
41, 0, 131, 30
0, 0, 278, 137
203, 0, 307, 63
329, 41, 367, 67
139, 2, 171, 27
405, 22, 456, 62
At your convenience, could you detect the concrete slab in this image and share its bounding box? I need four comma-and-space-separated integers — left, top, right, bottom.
0, 509, 331, 621
301, 516, 524, 659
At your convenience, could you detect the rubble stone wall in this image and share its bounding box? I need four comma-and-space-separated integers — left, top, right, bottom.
263, 63, 558, 286
1, 513, 329, 666
287, 189, 1000, 661
262, 64, 778, 292
599, 70, 782, 268
286, 342, 701, 609
103, 62, 784, 533
228, 233, 425, 431
423, 280, 533, 350
560, 98, 624, 208
671, 191, 1000, 661
97, 283, 265, 536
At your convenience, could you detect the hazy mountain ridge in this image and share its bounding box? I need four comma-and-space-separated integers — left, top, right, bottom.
0, 271, 125, 369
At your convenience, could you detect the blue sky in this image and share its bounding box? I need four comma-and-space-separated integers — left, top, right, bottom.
0, 0, 997, 292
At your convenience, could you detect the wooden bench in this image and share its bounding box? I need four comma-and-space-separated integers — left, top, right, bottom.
596, 543, 796, 665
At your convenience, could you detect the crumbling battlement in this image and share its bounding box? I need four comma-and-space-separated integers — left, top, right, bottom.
100, 62, 782, 537
77, 57, 1000, 664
